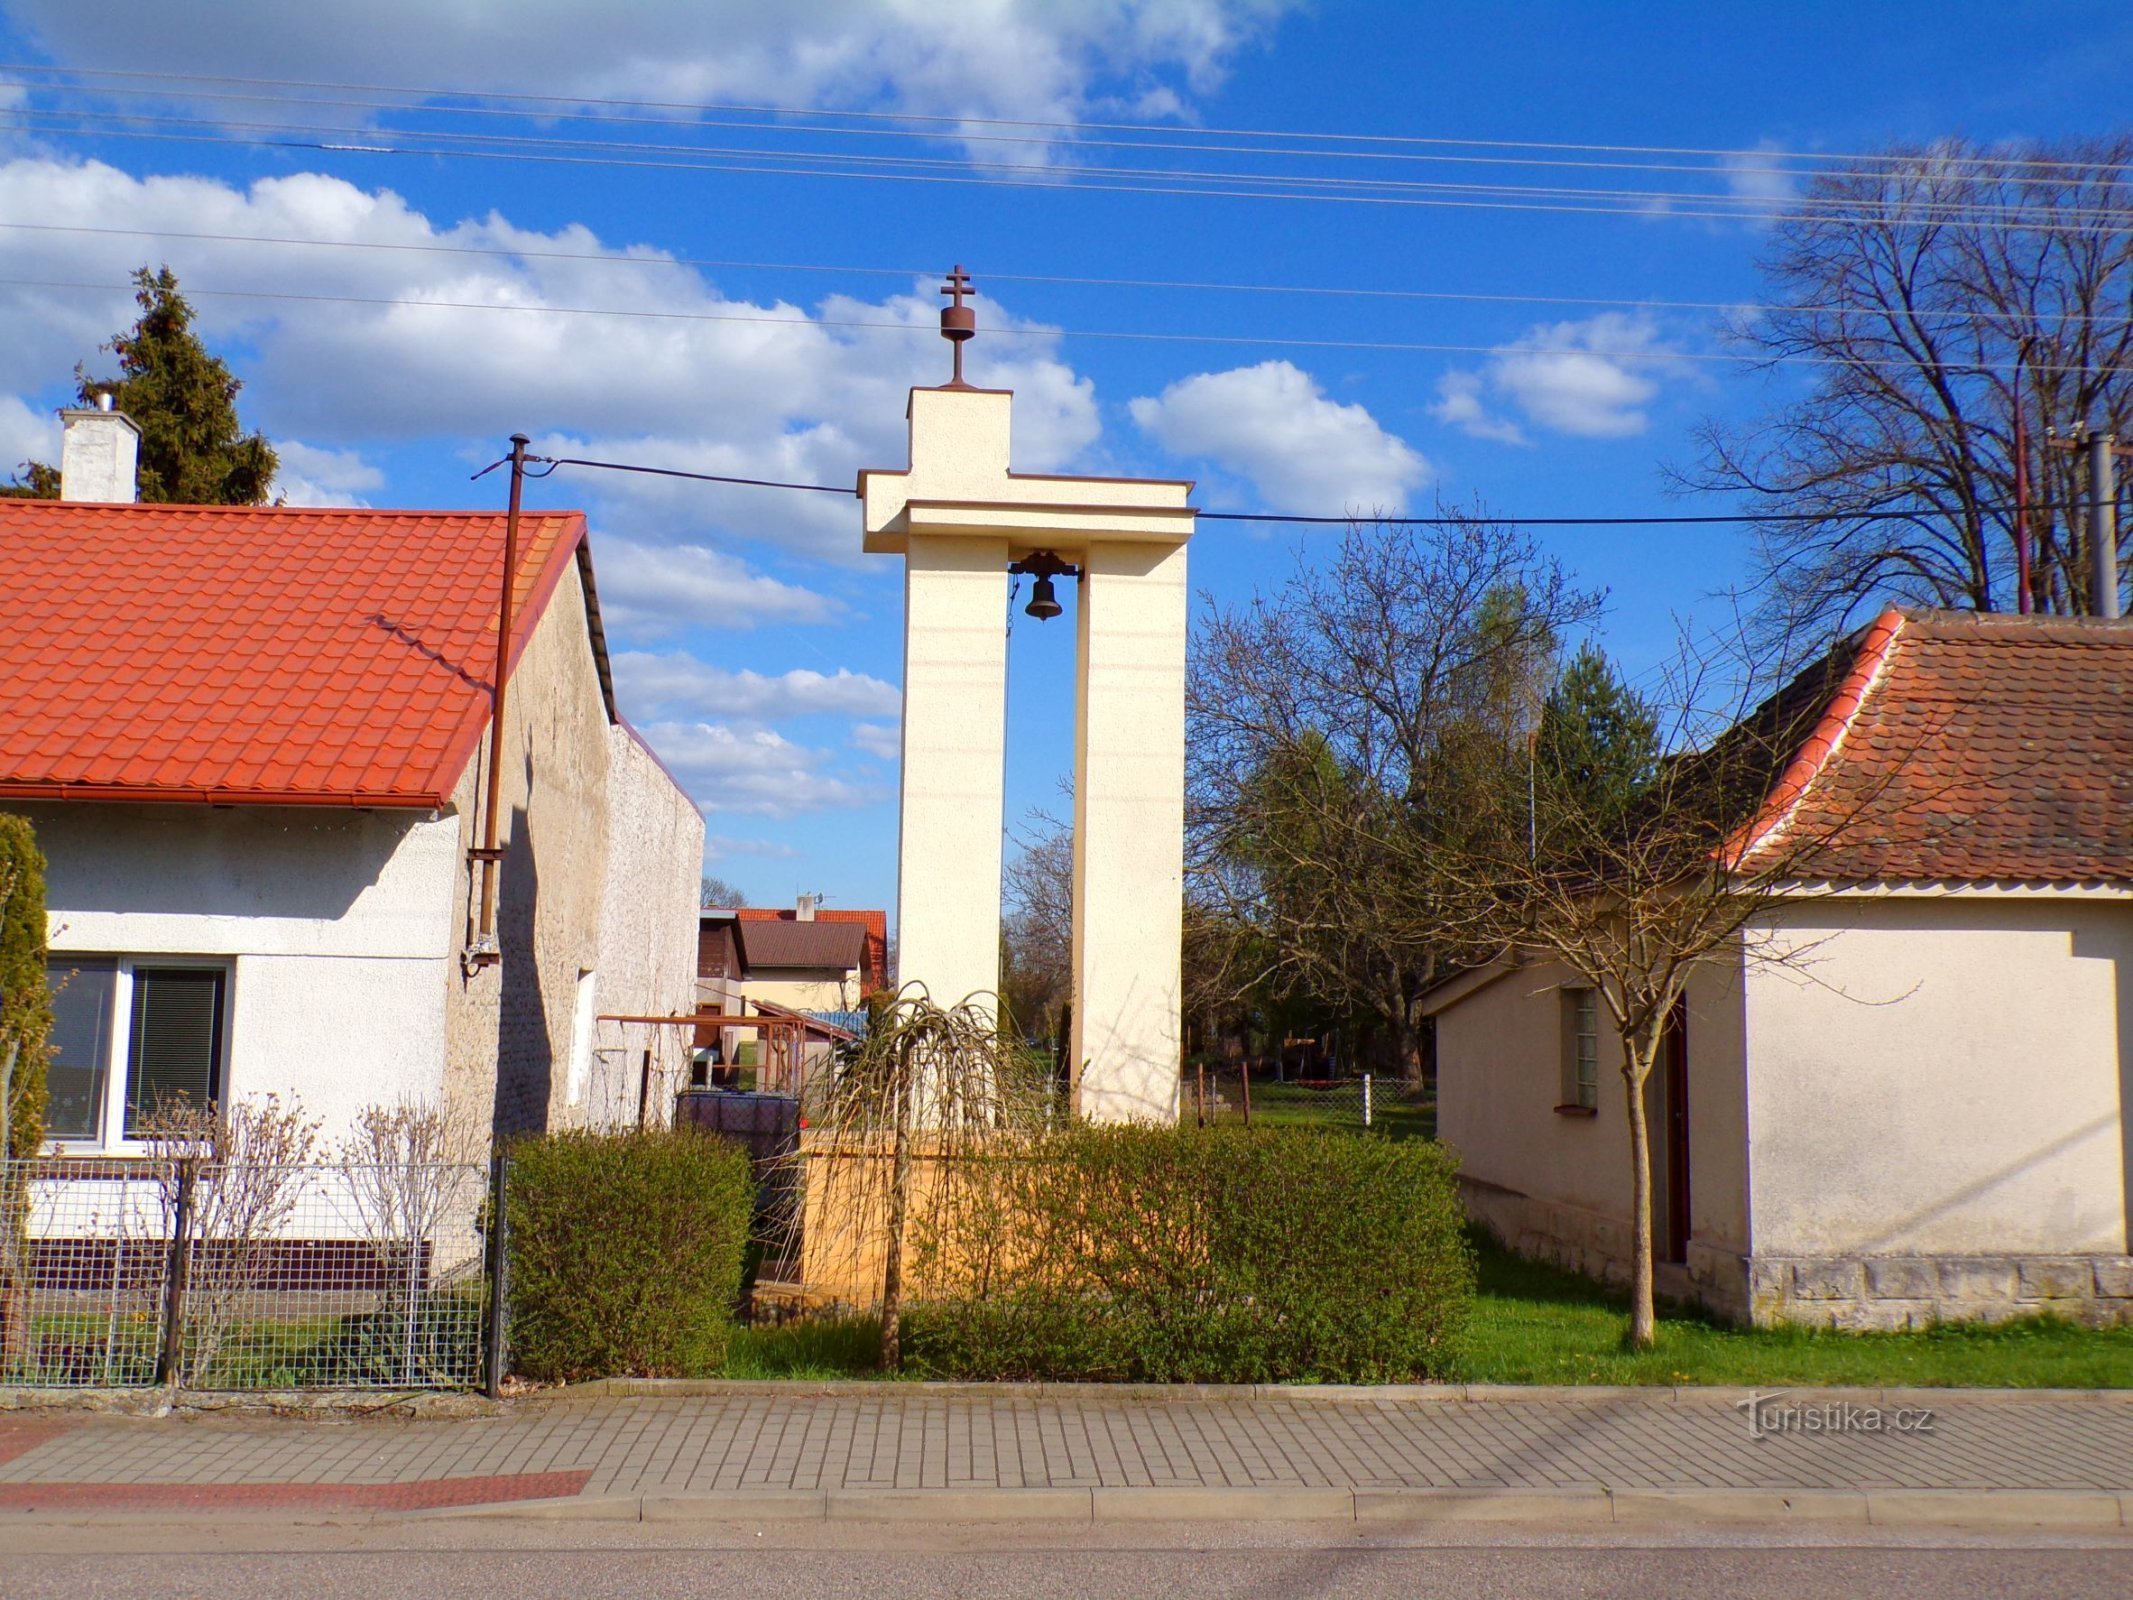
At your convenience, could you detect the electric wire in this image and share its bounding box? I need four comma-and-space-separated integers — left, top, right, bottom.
7, 62, 2127, 179
513, 451, 2079, 529
6, 109, 2130, 232
8, 273, 2123, 376
8, 219, 2129, 330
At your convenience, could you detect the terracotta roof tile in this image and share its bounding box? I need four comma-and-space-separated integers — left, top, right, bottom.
0, 501, 589, 807
1736, 607, 2133, 884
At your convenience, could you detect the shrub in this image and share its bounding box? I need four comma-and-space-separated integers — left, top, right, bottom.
905, 1125, 1473, 1383
505, 1128, 754, 1382
0, 813, 52, 1161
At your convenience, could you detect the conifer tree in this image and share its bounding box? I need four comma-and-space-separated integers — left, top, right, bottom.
8, 265, 276, 503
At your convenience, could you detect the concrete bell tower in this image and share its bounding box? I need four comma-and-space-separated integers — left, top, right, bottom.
859, 268, 1193, 1123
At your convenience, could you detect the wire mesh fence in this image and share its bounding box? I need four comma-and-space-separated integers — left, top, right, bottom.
0, 1157, 493, 1390
1183, 1064, 1435, 1140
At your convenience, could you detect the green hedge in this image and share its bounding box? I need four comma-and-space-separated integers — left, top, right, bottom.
905, 1125, 1473, 1383
505, 1129, 754, 1382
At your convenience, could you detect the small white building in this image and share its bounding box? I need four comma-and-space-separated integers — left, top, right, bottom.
1427, 608, 2133, 1330
0, 411, 704, 1155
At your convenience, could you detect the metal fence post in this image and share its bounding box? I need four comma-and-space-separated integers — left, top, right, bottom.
484, 1150, 509, 1399
155, 1159, 196, 1388
1362, 1073, 1373, 1129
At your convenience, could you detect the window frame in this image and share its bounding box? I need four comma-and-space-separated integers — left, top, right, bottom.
1558, 985, 1601, 1115
43, 954, 233, 1155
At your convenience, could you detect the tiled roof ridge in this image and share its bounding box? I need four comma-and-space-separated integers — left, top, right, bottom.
0, 501, 584, 520
1724, 605, 1908, 868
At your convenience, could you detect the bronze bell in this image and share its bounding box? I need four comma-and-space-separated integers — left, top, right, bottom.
1025, 573, 1063, 622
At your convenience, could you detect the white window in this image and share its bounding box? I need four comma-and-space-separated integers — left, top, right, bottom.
566, 969, 598, 1108
44, 957, 230, 1151
1560, 987, 1599, 1112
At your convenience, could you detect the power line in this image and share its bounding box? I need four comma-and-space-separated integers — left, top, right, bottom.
3, 73, 2115, 200
8, 110, 2130, 233
8, 219, 2130, 330
526, 451, 2072, 529
8, 273, 2122, 375
7, 61, 2127, 178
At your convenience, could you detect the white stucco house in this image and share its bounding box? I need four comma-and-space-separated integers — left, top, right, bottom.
0, 408, 705, 1156
1427, 607, 2133, 1330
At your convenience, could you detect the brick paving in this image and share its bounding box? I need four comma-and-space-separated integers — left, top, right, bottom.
2, 1388, 2131, 1513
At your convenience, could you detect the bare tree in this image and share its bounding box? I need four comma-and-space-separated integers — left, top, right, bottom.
778, 986, 1049, 1371
1682, 138, 2133, 627
1189, 511, 1601, 1078
336, 1098, 488, 1385
1470, 615, 1937, 1346
140, 1093, 320, 1385
1001, 814, 1073, 1048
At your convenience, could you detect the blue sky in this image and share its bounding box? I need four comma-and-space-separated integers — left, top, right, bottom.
3, 2, 2128, 919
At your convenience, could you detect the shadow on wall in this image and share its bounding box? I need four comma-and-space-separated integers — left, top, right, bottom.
493, 795, 555, 1139
23, 802, 415, 921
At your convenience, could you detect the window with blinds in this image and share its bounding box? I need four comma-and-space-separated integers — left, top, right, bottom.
122, 967, 226, 1134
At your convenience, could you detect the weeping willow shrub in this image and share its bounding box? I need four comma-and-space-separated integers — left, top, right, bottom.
774, 985, 1055, 1371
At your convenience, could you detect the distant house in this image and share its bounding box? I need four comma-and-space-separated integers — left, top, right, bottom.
1426, 608, 2133, 1330
0, 407, 704, 1153
698, 899, 888, 1018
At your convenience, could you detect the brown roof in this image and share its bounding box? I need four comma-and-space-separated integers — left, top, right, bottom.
1732, 606, 2133, 884
734, 918, 868, 972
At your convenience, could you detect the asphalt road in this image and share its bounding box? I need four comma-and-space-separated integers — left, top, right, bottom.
2, 1518, 2130, 1599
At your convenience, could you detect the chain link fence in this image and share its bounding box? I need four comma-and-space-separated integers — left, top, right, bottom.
0, 1157, 494, 1390
1183, 1064, 1435, 1140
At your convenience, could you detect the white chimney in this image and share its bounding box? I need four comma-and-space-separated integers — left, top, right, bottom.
796, 894, 819, 922
59, 393, 141, 503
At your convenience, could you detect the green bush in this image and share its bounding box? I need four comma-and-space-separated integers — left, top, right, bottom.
0, 813, 52, 1161
505, 1128, 754, 1382
905, 1125, 1473, 1383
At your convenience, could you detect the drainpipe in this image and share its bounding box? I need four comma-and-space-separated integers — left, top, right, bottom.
466, 434, 528, 970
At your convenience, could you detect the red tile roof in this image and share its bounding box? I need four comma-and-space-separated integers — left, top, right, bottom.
1733, 606, 2133, 884
734, 907, 889, 990
0, 501, 594, 807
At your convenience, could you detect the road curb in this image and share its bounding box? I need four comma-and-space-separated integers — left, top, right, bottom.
403, 1484, 2133, 1529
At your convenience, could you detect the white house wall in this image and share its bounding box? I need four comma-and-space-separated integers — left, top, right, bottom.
1744, 895, 2132, 1260
1433, 952, 1749, 1294
588, 724, 706, 1130
28, 800, 460, 1139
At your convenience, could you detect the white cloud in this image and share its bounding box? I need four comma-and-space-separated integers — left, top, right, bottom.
0, 393, 57, 480
0, 157, 1103, 561
1432, 313, 1679, 442
1427, 370, 1527, 447
1129, 360, 1429, 515
594, 537, 836, 637
1721, 141, 1802, 211
849, 721, 901, 761
6, 2, 1299, 157
635, 719, 883, 815
706, 834, 802, 862
613, 649, 900, 723
269, 439, 384, 506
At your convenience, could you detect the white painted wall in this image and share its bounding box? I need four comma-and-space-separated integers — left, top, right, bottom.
1744, 894, 2132, 1257
25, 801, 460, 1145
1432, 953, 1750, 1253
587, 723, 706, 1129
1071, 540, 1187, 1123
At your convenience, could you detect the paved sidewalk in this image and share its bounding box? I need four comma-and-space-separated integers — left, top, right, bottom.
4, 1385, 2133, 1527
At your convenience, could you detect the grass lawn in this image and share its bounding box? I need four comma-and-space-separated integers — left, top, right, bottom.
722, 1235, 2133, 1388
1210, 1079, 1436, 1141
1459, 1232, 2133, 1389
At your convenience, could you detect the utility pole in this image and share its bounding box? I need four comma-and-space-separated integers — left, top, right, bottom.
2047, 423, 2125, 619
2090, 428, 2120, 621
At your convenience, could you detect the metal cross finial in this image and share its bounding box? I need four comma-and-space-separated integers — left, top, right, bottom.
939, 263, 977, 387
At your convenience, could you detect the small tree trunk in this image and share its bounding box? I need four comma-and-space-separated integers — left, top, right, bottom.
1621, 1044, 1658, 1350
878, 1042, 915, 1372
